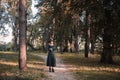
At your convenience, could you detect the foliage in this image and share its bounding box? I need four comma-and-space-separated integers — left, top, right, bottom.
34, 0, 120, 59
0, 42, 13, 51
0, 0, 120, 63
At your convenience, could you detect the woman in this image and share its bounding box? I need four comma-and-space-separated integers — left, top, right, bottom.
46, 40, 56, 72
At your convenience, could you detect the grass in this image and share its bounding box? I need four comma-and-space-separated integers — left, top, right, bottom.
75, 70, 120, 80
1, 51, 120, 80
57, 53, 120, 80
0, 51, 46, 80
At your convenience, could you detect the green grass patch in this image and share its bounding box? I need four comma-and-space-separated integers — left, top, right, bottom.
57, 53, 120, 80
0, 51, 47, 80
75, 70, 120, 80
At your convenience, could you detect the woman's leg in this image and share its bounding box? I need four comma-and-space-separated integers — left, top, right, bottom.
49, 66, 51, 72
52, 67, 54, 72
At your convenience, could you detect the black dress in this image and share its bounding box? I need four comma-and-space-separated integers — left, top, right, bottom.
46, 45, 56, 67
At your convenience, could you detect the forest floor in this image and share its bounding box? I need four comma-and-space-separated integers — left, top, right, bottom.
36, 52, 120, 80
0, 52, 120, 80
0, 52, 46, 80
56, 53, 120, 80
33, 53, 76, 80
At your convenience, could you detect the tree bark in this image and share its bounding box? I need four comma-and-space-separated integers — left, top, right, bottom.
74, 35, 79, 53
100, 7, 113, 64
63, 39, 68, 52
60, 32, 63, 54
42, 31, 45, 51
84, 11, 90, 58
69, 34, 73, 52
13, 23, 18, 52
100, 29, 113, 63
90, 40, 95, 54
85, 36, 89, 57
19, 0, 27, 71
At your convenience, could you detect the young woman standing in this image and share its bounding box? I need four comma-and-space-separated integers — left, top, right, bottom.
46, 40, 56, 72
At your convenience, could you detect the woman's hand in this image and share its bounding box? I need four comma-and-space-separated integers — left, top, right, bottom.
50, 48, 53, 51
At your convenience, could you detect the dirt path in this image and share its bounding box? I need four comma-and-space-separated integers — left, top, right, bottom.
33, 54, 76, 80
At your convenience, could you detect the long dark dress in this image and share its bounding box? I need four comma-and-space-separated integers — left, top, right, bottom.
46, 45, 56, 67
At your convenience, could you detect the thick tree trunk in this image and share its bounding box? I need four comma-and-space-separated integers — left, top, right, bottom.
19, 0, 27, 71
100, 29, 113, 63
100, 7, 113, 64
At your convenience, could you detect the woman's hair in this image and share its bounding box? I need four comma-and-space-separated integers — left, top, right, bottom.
48, 39, 53, 43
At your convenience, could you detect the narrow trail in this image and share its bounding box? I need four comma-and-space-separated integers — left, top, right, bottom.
33, 53, 76, 80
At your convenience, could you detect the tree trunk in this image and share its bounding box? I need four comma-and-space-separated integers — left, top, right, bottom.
85, 37, 89, 57
90, 27, 95, 54
63, 39, 68, 52
84, 11, 90, 58
73, 25, 79, 53
46, 28, 49, 52
60, 33, 63, 54
19, 0, 27, 71
42, 31, 45, 51
100, 29, 113, 63
74, 35, 79, 53
14, 34, 18, 52
13, 23, 18, 52
100, 7, 113, 64
90, 40, 95, 54
69, 34, 73, 52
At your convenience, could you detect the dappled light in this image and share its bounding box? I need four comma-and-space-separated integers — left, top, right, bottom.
0, 52, 46, 80
0, 61, 17, 66
0, 0, 120, 80
57, 53, 120, 80
0, 52, 45, 69
0, 51, 120, 80
69, 65, 120, 72
0, 61, 45, 69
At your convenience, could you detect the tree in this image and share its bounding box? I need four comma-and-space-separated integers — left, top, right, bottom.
100, 0, 120, 63
19, 0, 27, 71
8, 0, 19, 52
35, 0, 120, 64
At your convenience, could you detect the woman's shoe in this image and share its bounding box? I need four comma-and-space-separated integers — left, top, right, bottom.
52, 68, 54, 72
49, 68, 51, 72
